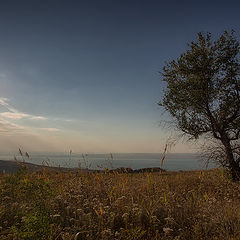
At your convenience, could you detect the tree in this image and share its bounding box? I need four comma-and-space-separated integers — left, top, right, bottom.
159, 30, 240, 180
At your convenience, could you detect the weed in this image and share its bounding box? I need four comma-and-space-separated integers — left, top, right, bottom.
1, 167, 240, 239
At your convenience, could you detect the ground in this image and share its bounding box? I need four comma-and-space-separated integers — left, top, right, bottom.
1, 166, 240, 239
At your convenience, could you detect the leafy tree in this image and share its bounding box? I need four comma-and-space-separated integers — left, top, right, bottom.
159, 30, 240, 180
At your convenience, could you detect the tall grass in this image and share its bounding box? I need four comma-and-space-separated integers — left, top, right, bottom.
1, 164, 240, 239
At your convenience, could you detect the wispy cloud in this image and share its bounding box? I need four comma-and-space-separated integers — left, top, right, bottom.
31, 116, 47, 120
0, 98, 50, 135
0, 98, 10, 108
0, 98, 47, 120
0, 118, 25, 134
0, 98, 63, 140
53, 117, 73, 122
0, 112, 30, 119
39, 128, 60, 132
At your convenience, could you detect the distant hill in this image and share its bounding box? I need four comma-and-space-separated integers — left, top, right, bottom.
0, 160, 25, 174
0, 160, 85, 174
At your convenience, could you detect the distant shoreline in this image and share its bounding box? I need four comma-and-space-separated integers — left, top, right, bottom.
0, 159, 167, 174
0, 152, 210, 171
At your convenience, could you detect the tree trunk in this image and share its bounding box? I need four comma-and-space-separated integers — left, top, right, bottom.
221, 135, 240, 181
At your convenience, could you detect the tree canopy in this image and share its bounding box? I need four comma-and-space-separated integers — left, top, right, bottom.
159, 30, 240, 180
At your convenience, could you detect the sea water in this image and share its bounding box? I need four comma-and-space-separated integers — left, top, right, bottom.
0, 152, 216, 171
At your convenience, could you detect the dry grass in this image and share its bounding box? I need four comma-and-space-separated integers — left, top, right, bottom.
1, 166, 240, 239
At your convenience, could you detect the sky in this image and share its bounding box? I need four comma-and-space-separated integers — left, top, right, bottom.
0, 0, 239, 154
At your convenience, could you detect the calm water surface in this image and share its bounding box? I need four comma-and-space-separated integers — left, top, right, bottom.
0, 152, 216, 171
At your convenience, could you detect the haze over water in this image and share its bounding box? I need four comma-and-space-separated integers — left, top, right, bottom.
0, 152, 216, 171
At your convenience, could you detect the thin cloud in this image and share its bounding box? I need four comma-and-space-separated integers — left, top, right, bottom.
0, 118, 25, 134
0, 98, 64, 137
0, 98, 10, 107
0, 98, 47, 120
0, 98, 6, 104
30, 116, 47, 120
0, 112, 30, 119
0, 117, 60, 135
53, 117, 73, 122
39, 128, 60, 132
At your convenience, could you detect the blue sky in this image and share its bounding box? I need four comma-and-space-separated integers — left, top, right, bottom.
0, 0, 239, 153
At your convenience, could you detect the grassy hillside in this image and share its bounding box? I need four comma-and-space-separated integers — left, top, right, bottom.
0, 166, 240, 239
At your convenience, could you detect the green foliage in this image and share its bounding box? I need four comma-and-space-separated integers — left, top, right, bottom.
0, 165, 56, 239
10, 211, 53, 240
160, 30, 240, 139
159, 30, 240, 179
1, 165, 55, 204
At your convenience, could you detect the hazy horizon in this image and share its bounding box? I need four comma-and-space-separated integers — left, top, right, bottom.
0, 150, 199, 155
0, 152, 209, 172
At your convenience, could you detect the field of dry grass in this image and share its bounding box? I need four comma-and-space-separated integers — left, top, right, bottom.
1, 165, 240, 239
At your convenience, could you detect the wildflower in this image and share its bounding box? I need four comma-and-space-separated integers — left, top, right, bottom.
21, 216, 27, 223
104, 205, 110, 212
101, 229, 112, 238
132, 207, 139, 212
118, 196, 126, 201
163, 227, 173, 235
